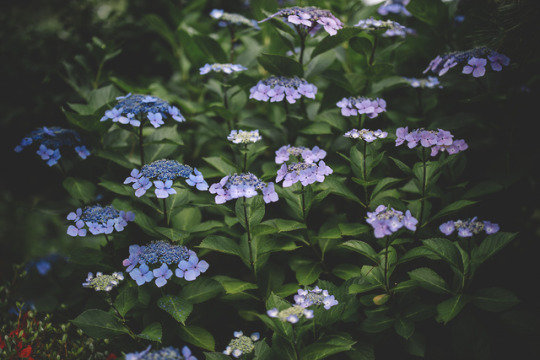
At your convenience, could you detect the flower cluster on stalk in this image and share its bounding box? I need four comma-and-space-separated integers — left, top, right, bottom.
125, 345, 197, 360
440, 217, 500, 237
223, 331, 260, 358
367, 205, 418, 238
275, 145, 326, 164
209, 173, 278, 204
123, 241, 209, 288
66, 205, 135, 237
337, 97, 387, 118
276, 161, 333, 187
378, 0, 411, 17
124, 159, 208, 198
14, 126, 90, 166
395, 127, 468, 156
267, 286, 338, 323
100, 94, 185, 128
344, 129, 388, 143
227, 130, 262, 144
423, 47, 510, 78
199, 63, 247, 75
249, 76, 317, 104
82, 272, 123, 292
260, 6, 343, 36
210, 9, 260, 29
355, 18, 415, 38
403, 76, 442, 89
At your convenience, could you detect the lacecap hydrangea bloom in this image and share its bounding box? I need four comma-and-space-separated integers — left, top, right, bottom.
403, 76, 442, 89
249, 76, 317, 104
123, 241, 209, 288
337, 97, 387, 118
125, 345, 197, 360
276, 161, 333, 187
199, 63, 247, 75
210, 9, 259, 29
367, 205, 418, 238
100, 93, 185, 128
294, 286, 339, 310
14, 126, 90, 166
275, 145, 326, 164
267, 305, 314, 324
378, 0, 411, 17
223, 331, 260, 358
227, 130, 262, 144
423, 47, 510, 78
259, 6, 343, 36
344, 129, 388, 142
440, 217, 500, 237
124, 159, 208, 198
395, 127, 468, 156
209, 173, 278, 204
82, 272, 123, 292
66, 205, 135, 237
355, 18, 415, 38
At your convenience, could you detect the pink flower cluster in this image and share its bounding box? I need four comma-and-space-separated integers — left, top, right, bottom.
395, 127, 468, 156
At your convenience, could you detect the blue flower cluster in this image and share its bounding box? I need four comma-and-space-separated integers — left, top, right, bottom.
366, 205, 418, 238
250, 76, 317, 104
275, 145, 326, 164
403, 76, 442, 89
14, 126, 90, 166
66, 205, 135, 237
396, 127, 468, 156
223, 331, 260, 358
355, 18, 415, 38
337, 97, 387, 118
294, 286, 339, 310
209, 173, 279, 204
125, 345, 197, 360
125, 160, 208, 198
378, 0, 411, 17
25, 254, 65, 276
440, 217, 500, 237
260, 6, 344, 36
101, 94, 185, 128
424, 47, 510, 78
276, 161, 333, 188
199, 63, 247, 75
123, 241, 209, 288
210, 9, 259, 29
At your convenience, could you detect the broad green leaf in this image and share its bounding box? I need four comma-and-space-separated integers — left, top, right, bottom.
235, 196, 265, 229
295, 261, 323, 285
333, 264, 363, 281
436, 295, 468, 324
399, 246, 435, 264
71, 309, 128, 339
198, 235, 242, 257
203, 156, 237, 175
194, 34, 228, 63
360, 314, 394, 333
257, 53, 303, 77
390, 156, 413, 175
299, 334, 356, 360
213, 275, 257, 294
178, 325, 215, 351
203, 353, 230, 360
394, 318, 415, 339
63, 177, 96, 203
473, 287, 519, 312
138, 322, 162, 342
432, 200, 476, 220
341, 240, 379, 264
155, 227, 189, 243
407, 0, 448, 26
311, 27, 364, 58
157, 295, 193, 324
180, 278, 223, 304
422, 238, 463, 272
114, 287, 137, 317
408, 268, 450, 294
472, 232, 517, 267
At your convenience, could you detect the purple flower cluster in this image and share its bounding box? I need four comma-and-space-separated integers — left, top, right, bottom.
403, 76, 441, 89
424, 47, 510, 78
223, 331, 260, 358
275, 145, 326, 164
67, 205, 135, 237
14, 126, 90, 166
294, 286, 339, 310
355, 18, 415, 38
209, 173, 278, 204
366, 205, 418, 238
210, 9, 259, 29
124, 159, 208, 198
260, 6, 343, 36
336, 97, 387, 118
249, 76, 317, 104
276, 161, 333, 187
395, 127, 468, 156
344, 129, 388, 142
100, 93, 185, 128
125, 345, 197, 360
440, 217, 500, 237
123, 241, 209, 288
200, 63, 247, 75
378, 0, 411, 17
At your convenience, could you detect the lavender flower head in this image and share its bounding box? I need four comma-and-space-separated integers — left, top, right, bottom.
228, 130, 262, 144
267, 305, 314, 324
210, 9, 259, 29
439, 217, 500, 237
395, 127, 468, 156
355, 18, 415, 38
275, 145, 326, 164
100, 93, 185, 128
199, 63, 247, 75
123, 241, 209, 288
209, 173, 278, 204
14, 126, 90, 166
423, 47, 510, 78
124, 159, 208, 198
344, 129, 388, 143
336, 97, 387, 118
403, 76, 442, 89
249, 76, 317, 104
260, 6, 343, 36
378, 0, 411, 17
366, 205, 418, 238
276, 161, 333, 187
125, 345, 196, 360
67, 205, 135, 237
294, 286, 339, 310
223, 331, 260, 358
82, 272, 123, 292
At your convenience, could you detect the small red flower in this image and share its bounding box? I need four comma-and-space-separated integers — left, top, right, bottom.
106, 354, 118, 360
18, 345, 33, 358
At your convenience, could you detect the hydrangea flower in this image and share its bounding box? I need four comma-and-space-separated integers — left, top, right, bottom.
223, 331, 260, 358
395, 127, 468, 156
200, 63, 247, 75
210, 9, 259, 29
344, 129, 388, 142
82, 272, 123, 292
423, 47, 510, 77
336, 97, 387, 118
267, 305, 314, 323
124, 159, 208, 198
439, 218, 500, 237
125, 345, 197, 360
66, 205, 135, 237
259, 7, 343, 36
275, 145, 326, 164
25, 254, 65, 276
366, 205, 418, 238
100, 93, 185, 128
294, 286, 339, 310
355, 18, 415, 38
249, 76, 317, 104
209, 173, 279, 204
403, 76, 442, 89
276, 161, 333, 187
227, 130, 262, 144
378, 0, 411, 17
14, 126, 90, 166
123, 241, 209, 288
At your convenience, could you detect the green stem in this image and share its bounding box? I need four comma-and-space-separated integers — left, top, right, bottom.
383, 236, 391, 292
243, 197, 254, 272
93, 60, 104, 89
369, 36, 378, 67
243, 143, 248, 172
223, 81, 233, 132
228, 25, 236, 62
138, 121, 145, 165
363, 140, 368, 205
296, 26, 306, 66
418, 148, 427, 228
162, 198, 168, 226
106, 295, 136, 339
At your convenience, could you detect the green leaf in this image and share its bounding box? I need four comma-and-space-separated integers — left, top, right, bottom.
311, 27, 364, 58
257, 53, 303, 77
340, 240, 379, 264
407, 0, 448, 26
155, 227, 189, 243
422, 238, 463, 272
390, 156, 412, 175
63, 177, 96, 203
394, 318, 415, 339
213, 275, 257, 294
333, 264, 363, 281
178, 325, 215, 351
203, 156, 237, 175
295, 261, 323, 285
71, 309, 129, 339
349, 35, 373, 55
473, 287, 519, 312
194, 34, 228, 63
138, 322, 162, 342
157, 295, 193, 324
94, 149, 134, 169
203, 353, 230, 360
300, 334, 356, 360
180, 278, 223, 304
360, 314, 394, 333
432, 200, 476, 220
235, 196, 265, 229
199, 235, 242, 257
436, 295, 468, 324
472, 232, 517, 267
114, 287, 137, 317
408, 268, 450, 294
399, 246, 435, 264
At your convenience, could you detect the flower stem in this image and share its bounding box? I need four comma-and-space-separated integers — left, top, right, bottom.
243, 143, 248, 172
106, 295, 136, 339
383, 236, 391, 292
228, 25, 236, 62
363, 140, 368, 204
419, 147, 427, 228
138, 123, 145, 165
243, 197, 255, 272
162, 198, 168, 226
296, 26, 307, 66
369, 35, 378, 67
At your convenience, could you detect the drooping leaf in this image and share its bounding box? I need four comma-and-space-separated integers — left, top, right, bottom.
157, 295, 193, 324
71, 309, 129, 339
